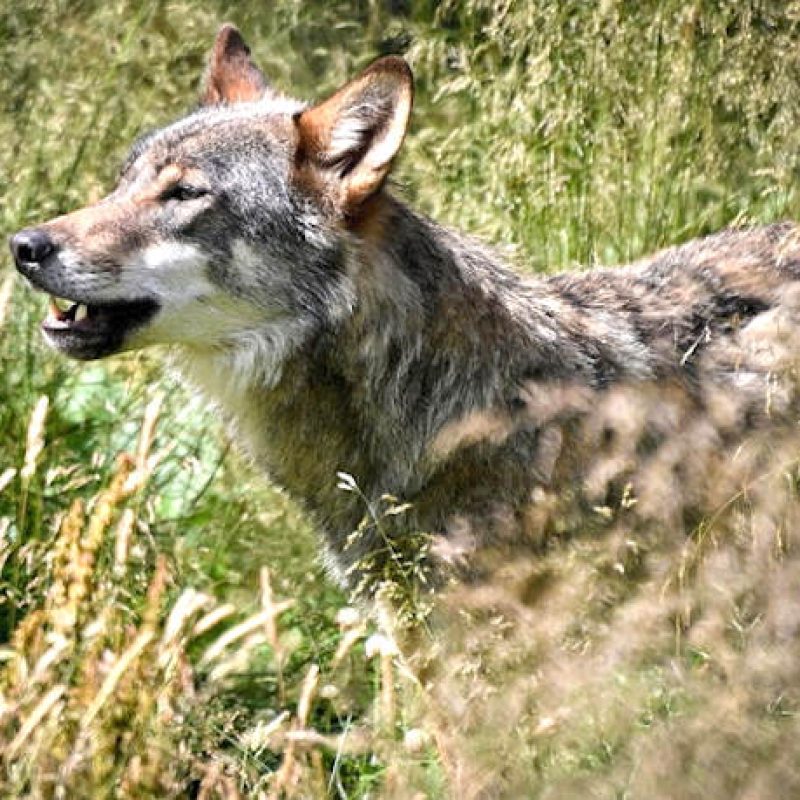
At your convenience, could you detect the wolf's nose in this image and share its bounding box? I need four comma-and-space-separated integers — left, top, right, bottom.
9, 228, 55, 266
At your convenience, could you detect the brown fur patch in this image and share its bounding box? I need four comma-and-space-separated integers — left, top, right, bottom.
201, 23, 267, 106
347, 192, 393, 239
429, 409, 516, 461
132, 164, 184, 204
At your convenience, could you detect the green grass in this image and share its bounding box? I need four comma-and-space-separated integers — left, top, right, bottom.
2, 1, 800, 797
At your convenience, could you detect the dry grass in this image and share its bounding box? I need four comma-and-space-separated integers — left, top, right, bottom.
0, 400, 425, 798
348, 295, 800, 798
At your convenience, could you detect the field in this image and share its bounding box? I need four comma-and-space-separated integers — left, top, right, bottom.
2, 1, 800, 797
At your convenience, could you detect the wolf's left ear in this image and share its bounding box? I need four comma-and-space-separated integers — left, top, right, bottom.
201, 23, 268, 106
296, 56, 413, 213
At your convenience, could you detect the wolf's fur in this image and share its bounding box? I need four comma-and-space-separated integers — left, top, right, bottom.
11, 25, 800, 593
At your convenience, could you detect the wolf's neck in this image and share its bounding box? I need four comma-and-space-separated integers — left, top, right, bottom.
329, 198, 533, 471
178, 196, 562, 563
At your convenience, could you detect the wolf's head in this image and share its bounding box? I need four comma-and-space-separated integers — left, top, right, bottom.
9, 25, 413, 374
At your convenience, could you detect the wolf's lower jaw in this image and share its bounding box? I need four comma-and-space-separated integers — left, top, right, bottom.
41, 295, 160, 360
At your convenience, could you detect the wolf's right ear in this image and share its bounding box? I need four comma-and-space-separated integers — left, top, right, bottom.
295, 56, 413, 215
201, 24, 268, 106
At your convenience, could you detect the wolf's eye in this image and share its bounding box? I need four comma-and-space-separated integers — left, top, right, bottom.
161, 184, 209, 202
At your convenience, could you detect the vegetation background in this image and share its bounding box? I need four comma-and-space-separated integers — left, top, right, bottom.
2, 1, 800, 797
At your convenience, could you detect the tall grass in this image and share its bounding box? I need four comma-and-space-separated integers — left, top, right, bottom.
0, 399, 409, 797
3, 1, 800, 797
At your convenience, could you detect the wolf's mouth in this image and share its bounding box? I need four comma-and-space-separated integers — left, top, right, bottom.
42, 294, 160, 360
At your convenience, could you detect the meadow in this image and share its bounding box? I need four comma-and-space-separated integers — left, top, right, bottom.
2, 1, 800, 797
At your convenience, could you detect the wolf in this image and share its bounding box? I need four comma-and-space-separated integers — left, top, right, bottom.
10, 24, 800, 595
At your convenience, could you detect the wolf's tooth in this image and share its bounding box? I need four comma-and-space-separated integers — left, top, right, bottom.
48, 297, 67, 321
74, 304, 88, 323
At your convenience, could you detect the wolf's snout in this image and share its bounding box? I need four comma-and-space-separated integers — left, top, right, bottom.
9, 228, 55, 268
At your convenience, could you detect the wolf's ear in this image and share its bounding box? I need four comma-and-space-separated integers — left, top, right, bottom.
201, 24, 268, 106
296, 56, 413, 213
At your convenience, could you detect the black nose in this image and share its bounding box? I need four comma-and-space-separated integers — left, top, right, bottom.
9, 228, 55, 266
